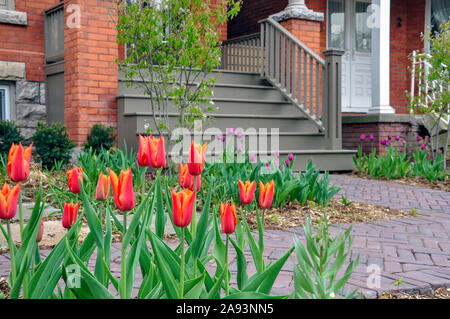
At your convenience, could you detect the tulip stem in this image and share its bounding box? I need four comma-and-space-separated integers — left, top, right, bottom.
191, 177, 197, 237
179, 227, 185, 299
18, 192, 24, 240
121, 212, 127, 299
6, 220, 17, 283
123, 212, 127, 234
225, 234, 230, 296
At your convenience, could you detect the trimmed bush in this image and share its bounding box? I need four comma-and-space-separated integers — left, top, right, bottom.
0, 120, 24, 155
32, 121, 76, 168
83, 123, 116, 153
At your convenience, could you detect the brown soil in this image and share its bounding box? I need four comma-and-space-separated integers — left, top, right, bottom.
379, 287, 450, 299
0, 277, 10, 299
244, 198, 418, 231
346, 171, 450, 192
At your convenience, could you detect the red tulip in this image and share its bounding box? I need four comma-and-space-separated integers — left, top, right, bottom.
238, 179, 256, 205
187, 141, 207, 176
0, 182, 21, 220
179, 163, 201, 191
67, 167, 84, 194
62, 202, 79, 229
36, 218, 44, 242
149, 135, 166, 169
259, 180, 274, 209
95, 172, 110, 201
137, 135, 152, 167
109, 168, 135, 212
171, 188, 195, 228
220, 202, 237, 234
7, 142, 33, 182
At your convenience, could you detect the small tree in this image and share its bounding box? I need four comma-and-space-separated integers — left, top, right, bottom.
117, 0, 241, 139
409, 21, 449, 169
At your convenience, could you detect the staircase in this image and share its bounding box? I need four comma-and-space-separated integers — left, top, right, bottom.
117, 69, 356, 171
117, 17, 356, 172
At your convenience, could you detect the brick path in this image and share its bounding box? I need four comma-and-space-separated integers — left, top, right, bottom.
0, 175, 449, 298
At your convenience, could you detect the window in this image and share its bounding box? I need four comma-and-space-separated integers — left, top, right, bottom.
0, 0, 15, 11
327, 0, 345, 50
430, 0, 450, 34
0, 85, 10, 120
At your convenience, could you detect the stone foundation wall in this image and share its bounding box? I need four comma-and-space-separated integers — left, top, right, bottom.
14, 80, 46, 141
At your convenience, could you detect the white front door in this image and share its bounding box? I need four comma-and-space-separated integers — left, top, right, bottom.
327, 0, 372, 112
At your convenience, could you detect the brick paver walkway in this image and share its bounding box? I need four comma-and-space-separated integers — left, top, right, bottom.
0, 175, 449, 298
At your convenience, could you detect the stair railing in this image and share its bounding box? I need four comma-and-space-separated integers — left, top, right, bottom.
221, 33, 261, 72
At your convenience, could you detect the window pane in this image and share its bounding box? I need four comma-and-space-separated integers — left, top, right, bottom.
328, 0, 345, 49
355, 2, 371, 53
0, 89, 5, 120
431, 0, 450, 34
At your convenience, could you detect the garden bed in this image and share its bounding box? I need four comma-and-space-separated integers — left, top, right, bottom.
345, 171, 450, 192
379, 287, 450, 299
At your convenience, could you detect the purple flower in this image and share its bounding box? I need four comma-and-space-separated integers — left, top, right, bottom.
399, 147, 404, 153
380, 140, 387, 145
360, 134, 366, 141
285, 158, 290, 166
416, 135, 422, 142
279, 165, 284, 171
227, 128, 235, 135
288, 153, 294, 161
217, 134, 223, 141
421, 144, 426, 151
222, 135, 226, 142
386, 141, 391, 146
237, 144, 243, 153
275, 151, 280, 158
402, 140, 407, 145
369, 134, 374, 141
249, 153, 255, 162
236, 130, 243, 139
266, 162, 270, 168
395, 135, 400, 141
387, 135, 392, 141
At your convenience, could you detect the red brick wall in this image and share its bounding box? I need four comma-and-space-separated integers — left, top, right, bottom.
390, 0, 425, 114
64, 0, 119, 144
0, 0, 61, 82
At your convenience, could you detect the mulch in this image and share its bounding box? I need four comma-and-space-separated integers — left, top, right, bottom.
379, 287, 450, 299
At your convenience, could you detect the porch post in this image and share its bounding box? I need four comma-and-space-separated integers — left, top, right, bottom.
323, 49, 344, 150
285, 0, 308, 11
368, 0, 395, 114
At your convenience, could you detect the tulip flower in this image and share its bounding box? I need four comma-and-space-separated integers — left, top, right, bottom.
238, 179, 256, 206
62, 202, 79, 229
395, 135, 400, 141
402, 140, 407, 145
421, 144, 426, 151
149, 135, 166, 169
36, 218, 44, 242
137, 135, 152, 167
387, 135, 392, 141
288, 153, 294, 161
416, 135, 422, 141
249, 153, 255, 162
399, 147, 404, 153
380, 140, 387, 146
369, 134, 374, 141
285, 158, 291, 167
187, 141, 207, 176
220, 202, 237, 234
171, 188, 195, 228
67, 167, 84, 194
109, 168, 135, 212
259, 180, 275, 209
7, 142, 33, 182
360, 134, 366, 141
0, 182, 21, 220
179, 163, 201, 191
95, 172, 110, 201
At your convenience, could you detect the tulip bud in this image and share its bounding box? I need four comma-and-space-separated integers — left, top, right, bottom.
0, 182, 21, 220
259, 180, 274, 209
109, 168, 135, 212
67, 167, 83, 194
95, 172, 110, 201
171, 188, 195, 228
62, 202, 79, 229
220, 202, 237, 234
238, 179, 256, 206
36, 218, 44, 242
7, 142, 33, 182
187, 141, 207, 176
149, 135, 166, 169
137, 135, 152, 167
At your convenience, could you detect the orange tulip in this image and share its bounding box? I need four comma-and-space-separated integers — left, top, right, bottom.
109, 168, 135, 212
220, 202, 237, 234
137, 135, 152, 167
179, 163, 201, 191
36, 218, 44, 242
171, 188, 195, 228
238, 179, 256, 205
259, 180, 275, 209
67, 167, 84, 194
7, 142, 33, 182
0, 182, 21, 220
149, 135, 166, 169
62, 202, 79, 229
187, 141, 207, 176
95, 172, 110, 201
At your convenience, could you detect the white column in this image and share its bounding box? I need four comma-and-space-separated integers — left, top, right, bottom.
285, 0, 308, 11
368, 0, 395, 114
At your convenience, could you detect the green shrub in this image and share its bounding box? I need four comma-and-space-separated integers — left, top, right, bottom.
83, 123, 116, 153
0, 120, 24, 155
32, 121, 76, 169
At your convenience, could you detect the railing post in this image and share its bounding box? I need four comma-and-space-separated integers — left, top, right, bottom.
322, 49, 344, 150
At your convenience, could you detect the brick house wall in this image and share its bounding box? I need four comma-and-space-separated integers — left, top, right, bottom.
0, 0, 61, 140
